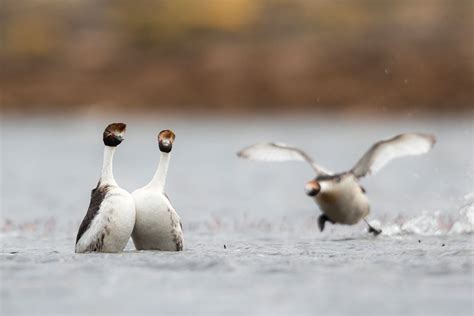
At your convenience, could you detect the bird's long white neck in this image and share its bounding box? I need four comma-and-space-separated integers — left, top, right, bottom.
149, 151, 170, 191
100, 146, 117, 186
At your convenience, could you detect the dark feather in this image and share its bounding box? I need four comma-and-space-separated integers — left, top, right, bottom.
167, 207, 183, 251
75, 183, 110, 244
316, 173, 344, 182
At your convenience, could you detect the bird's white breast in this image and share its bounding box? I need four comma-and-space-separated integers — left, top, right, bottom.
76, 186, 135, 253
315, 175, 370, 225
132, 187, 183, 251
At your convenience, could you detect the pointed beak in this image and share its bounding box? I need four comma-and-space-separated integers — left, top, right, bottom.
305, 180, 321, 197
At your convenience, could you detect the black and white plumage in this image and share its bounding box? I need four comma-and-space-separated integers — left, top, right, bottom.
75, 123, 135, 253
237, 133, 436, 235
131, 130, 184, 251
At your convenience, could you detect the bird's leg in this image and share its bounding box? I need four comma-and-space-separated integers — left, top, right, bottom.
318, 214, 334, 232
363, 218, 382, 236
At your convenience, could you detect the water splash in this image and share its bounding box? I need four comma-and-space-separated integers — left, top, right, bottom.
373, 194, 474, 236
449, 194, 474, 235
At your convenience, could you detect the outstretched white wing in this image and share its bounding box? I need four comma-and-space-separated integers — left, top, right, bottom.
351, 133, 436, 178
237, 142, 332, 175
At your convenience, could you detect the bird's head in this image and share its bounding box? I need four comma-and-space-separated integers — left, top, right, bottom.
158, 129, 176, 153
103, 123, 126, 147
305, 179, 321, 197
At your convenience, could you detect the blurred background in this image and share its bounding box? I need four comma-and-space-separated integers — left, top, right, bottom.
1, 0, 472, 115
1, 2, 474, 315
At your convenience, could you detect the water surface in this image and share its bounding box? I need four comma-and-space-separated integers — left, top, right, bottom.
1, 117, 473, 315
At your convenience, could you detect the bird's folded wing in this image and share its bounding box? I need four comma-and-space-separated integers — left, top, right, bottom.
351, 133, 436, 178
237, 142, 332, 175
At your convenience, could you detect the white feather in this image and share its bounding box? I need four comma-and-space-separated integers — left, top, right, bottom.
237, 142, 305, 161
75, 187, 135, 253
132, 189, 183, 251
131, 150, 184, 251
351, 133, 436, 177
237, 142, 332, 175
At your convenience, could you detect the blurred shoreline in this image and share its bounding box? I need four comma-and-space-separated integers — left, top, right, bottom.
1, 103, 473, 118
1, 0, 473, 116
1, 106, 472, 123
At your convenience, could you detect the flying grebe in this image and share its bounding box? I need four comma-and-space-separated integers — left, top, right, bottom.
238, 133, 436, 235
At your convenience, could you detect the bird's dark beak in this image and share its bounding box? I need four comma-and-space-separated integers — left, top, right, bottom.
305, 179, 321, 197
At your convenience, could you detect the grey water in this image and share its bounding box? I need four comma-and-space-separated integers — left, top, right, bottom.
1, 116, 473, 316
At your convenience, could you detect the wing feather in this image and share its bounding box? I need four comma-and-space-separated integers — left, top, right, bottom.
76, 184, 109, 244
237, 142, 331, 175
351, 133, 436, 178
